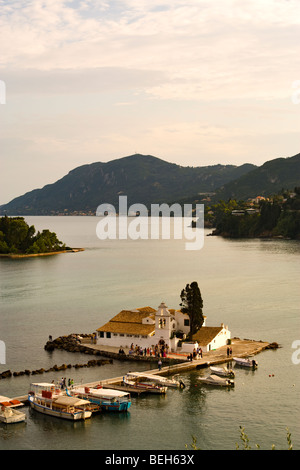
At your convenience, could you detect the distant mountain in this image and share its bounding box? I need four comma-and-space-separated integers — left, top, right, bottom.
0, 154, 256, 215
213, 153, 300, 201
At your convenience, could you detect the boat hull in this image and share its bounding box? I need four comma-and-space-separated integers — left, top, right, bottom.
198, 374, 234, 387
28, 397, 92, 421
210, 367, 235, 378
233, 357, 257, 368
124, 380, 167, 394
82, 396, 131, 412
0, 412, 26, 424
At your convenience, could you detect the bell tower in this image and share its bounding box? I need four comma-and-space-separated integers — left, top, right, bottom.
155, 302, 173, 345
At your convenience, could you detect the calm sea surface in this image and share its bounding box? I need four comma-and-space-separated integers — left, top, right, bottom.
0, 216, 299, 450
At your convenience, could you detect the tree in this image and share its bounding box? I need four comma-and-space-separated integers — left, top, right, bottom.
0, 216, 66, 254
180, 281, 204, 337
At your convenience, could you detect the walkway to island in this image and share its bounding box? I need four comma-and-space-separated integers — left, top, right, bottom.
80, 337, 273, 390
12, 337, 276, 403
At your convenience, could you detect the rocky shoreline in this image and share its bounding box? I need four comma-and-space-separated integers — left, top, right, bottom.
0, 248, 84, 259
0, 334, 112, 381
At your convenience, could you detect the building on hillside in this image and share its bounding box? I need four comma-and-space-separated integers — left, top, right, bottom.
96, 302, 230, 353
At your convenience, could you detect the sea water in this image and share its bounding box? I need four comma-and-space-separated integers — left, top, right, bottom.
0, 217, 299, 450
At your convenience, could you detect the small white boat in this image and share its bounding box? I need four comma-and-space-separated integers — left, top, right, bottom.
68, 386, 131, 412
126, 372, 185, 389
28, 382, 98, 420
0, 405, 26, 424
198, 374, 234, 387
233, 357, 258, 369
123, 372, 168, 394
210, 366, 235, 378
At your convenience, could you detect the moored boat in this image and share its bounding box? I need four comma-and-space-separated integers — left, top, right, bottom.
210, 366, 235, 378
0, 405, 26, 424
233, 357, 258, 369
123, 372, 168, 394
28, 382, 98, 420
198, 374, 235, 387
68, 386, 131, 412
126, 372, 185, 389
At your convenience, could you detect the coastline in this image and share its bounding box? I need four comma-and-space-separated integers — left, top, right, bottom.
0, 248, 84, 259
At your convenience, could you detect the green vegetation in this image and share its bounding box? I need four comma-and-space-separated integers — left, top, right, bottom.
180, 281, 204, 337
0, 216, 67, 255
208, 188, 300, 240
214, 152, 300, 201
186, 427, 293, 450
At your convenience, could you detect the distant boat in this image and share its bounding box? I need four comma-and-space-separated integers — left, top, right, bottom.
210, 366, 235, 378
198, 374, 235, 387
123, 372, 168, 394
233, 357, 258, 369
68, 386, 131, 412
0, 405, 26, 424
28, 382, 98, 420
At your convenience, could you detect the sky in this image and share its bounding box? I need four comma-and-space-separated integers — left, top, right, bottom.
0, 0, 299, 204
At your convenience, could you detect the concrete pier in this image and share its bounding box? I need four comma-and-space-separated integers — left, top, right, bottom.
12, 337, 275, 404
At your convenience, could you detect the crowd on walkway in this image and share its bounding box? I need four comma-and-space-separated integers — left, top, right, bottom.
187, 347, 203, 361
127, 343, 169, 358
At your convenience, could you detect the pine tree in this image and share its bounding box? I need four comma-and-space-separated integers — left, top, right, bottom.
180, 281, 204, 337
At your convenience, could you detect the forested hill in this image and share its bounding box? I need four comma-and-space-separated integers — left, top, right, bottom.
213, 152, 300, 201
0, 154, 255, 215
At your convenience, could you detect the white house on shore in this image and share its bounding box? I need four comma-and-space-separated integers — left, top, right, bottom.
96, 302, 231, 353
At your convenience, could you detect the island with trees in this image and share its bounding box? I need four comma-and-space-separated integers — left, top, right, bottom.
0, 216, 82, 258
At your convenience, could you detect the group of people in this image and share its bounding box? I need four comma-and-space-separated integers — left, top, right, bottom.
53, 377, 74, 390
128, 343, 169, 358
227, 346, 233, 356
187, 347, 203, 361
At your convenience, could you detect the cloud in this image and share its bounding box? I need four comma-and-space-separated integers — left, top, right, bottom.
0, 0, 299, 203
1, 0, 299, 101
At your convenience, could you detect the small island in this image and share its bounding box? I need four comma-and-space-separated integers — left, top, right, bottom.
0, 215, 83, 258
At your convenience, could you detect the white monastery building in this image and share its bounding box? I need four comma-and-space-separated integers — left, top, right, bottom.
96, 302, 231, 353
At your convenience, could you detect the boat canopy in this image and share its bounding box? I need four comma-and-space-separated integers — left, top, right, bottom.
53, 397, 90, 407
31, 382, 56, 388
73, 387, 130, 399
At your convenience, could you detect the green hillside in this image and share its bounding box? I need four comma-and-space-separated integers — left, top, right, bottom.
0, 154, 256, 215
214, 153, 300, 201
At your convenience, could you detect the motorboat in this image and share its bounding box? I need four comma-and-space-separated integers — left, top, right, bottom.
68, 385, 131, 412
0, 405, 26, 424
28, 382, 98, 420
233, 357, 258, 369
209, 366, 235, 378
126, 372, 185, 389
198, 374, 234, 387
123, 372, 168, 394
